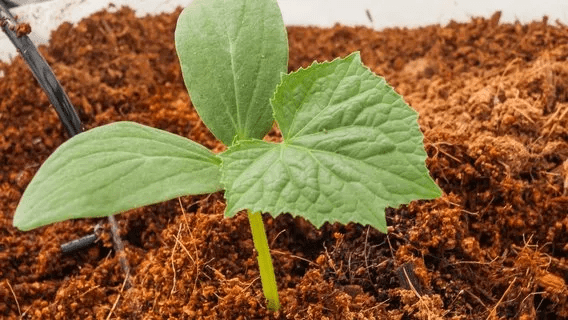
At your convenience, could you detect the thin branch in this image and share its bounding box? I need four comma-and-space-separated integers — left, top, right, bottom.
486, 277, 517, 320
5, 280, 21, 317
108, 215, 131, 289
106, 273, 130, 320
170, 224, 182, 297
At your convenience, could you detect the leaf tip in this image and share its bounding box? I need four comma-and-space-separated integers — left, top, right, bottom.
13, 209, 39, 231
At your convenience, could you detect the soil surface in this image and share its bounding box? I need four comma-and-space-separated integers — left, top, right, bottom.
1, 7, 567, 320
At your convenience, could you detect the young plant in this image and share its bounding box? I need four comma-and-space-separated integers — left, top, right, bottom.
13, 0, 441, 311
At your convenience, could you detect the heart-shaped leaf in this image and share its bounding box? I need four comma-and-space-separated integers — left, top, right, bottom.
220, 53, 441, 232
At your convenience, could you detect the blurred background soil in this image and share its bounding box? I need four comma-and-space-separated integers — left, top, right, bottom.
0, 7, 567, 319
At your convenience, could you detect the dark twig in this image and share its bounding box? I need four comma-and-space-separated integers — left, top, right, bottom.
1, 2, 130, 279
60, 233, 98, 254
61, 223, 103, 254
0, 0, 82, 136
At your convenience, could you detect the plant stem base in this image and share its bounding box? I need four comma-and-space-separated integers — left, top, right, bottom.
247, 210, 280, 311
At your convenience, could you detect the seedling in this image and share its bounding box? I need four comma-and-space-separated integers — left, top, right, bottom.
13, 0, 441, 311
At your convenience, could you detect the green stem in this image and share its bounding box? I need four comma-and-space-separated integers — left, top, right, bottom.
247, 210, 280, 311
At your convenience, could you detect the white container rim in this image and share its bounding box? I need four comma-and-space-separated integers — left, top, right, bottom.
1, 0, 567, 62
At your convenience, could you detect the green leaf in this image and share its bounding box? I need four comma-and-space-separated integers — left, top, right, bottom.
175, 0, 288, 146
13, 122, 222, 231
220, 53, 441, 232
